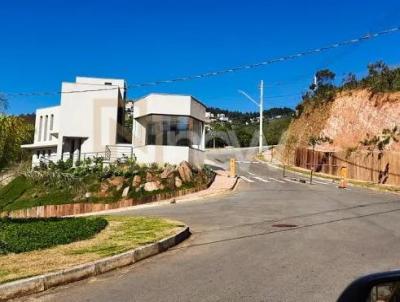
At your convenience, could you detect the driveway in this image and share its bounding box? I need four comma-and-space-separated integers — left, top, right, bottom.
25, 149, 400, 302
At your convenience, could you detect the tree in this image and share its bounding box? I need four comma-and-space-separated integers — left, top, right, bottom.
314, 69, 336, 87
342, 73, 358, 89
0, 116, 34, 169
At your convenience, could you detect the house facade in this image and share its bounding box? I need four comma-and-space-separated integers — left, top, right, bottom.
22, 77, 206, 167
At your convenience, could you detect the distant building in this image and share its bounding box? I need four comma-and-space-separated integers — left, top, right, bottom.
125, 100, 134, 117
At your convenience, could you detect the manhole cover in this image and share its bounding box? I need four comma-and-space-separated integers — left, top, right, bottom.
272, 223, 298, 228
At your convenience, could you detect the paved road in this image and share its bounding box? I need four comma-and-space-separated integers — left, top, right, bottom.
26, 149, 400, 302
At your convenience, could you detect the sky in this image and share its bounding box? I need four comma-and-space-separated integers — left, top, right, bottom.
1, 0, 400, 114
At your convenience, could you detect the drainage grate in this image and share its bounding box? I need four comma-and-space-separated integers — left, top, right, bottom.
272, 223, 298, 228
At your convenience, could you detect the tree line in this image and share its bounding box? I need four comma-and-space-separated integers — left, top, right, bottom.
296, 61, 400, 116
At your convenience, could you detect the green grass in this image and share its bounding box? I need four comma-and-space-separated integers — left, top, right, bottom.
68, 216, 181, 257
0, 216, 182, 283
0, 217, 108, 255
0, 176, 33, 211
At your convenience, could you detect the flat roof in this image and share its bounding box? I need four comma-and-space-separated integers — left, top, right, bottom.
135, 93, 207, 108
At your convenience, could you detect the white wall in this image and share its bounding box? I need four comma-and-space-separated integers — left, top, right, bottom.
134, 94, 206, 122
34, 106, 60, 144
59, 81, 122, 155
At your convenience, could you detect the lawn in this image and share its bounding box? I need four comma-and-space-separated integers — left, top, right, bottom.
0, 216, 183, 283
0, 217, 107, 254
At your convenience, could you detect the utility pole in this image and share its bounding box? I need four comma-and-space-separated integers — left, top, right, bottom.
259, 80, 264, 154
238, 80, 264, 155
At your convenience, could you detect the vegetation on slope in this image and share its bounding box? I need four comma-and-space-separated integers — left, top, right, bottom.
0, 115, 34, 170
0, 158, 212, 212
295, 61, 400, 117
283, 61, 400, 154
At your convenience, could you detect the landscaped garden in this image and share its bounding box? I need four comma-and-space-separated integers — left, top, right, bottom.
0, 157, 214, 213
0, 215, 183, 283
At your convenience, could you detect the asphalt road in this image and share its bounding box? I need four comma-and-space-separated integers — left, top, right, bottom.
24, 148, 400, 302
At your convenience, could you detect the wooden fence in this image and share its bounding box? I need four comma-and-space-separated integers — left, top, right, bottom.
293, 147, 400, 186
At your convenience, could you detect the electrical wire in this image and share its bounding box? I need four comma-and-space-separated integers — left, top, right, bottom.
1, 26, 399, 97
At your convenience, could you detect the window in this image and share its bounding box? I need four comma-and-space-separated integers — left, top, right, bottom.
44, 115, 48, 141
38, 116, 43, 142
104, 82, 112, 85
50, 114, 54, 130
49, 114, 54, 141
143, 115, 202, 149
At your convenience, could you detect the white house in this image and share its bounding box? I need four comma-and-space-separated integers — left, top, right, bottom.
22, 77, 206, 167
132, 93, 206, 166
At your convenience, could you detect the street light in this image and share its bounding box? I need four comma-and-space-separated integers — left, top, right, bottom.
238, 80, 264, 154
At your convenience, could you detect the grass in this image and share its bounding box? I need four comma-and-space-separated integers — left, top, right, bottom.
0, 216, 183, 283
0, 176, 32, 210
0, 217, 107, 255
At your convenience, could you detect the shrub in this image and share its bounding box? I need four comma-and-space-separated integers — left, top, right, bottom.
0, 217, 108, 254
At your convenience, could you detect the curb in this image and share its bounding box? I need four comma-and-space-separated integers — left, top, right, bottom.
0, 226, 190, 301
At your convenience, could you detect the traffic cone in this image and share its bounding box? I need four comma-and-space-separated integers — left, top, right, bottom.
338, 177, 347, 189
338, 166, 348, 189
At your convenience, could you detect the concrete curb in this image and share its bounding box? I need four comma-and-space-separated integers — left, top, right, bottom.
0, 226, 190, 301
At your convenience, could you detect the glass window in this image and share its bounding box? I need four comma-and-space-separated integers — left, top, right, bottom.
142, 115, 202, 149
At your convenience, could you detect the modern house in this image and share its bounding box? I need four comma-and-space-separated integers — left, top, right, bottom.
22, 77, 206, 167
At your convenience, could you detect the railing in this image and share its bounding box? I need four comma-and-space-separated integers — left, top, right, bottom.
105, 145, 134, 162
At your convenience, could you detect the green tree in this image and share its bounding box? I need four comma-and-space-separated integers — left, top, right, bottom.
263, 117, 291, 145
0, 116, 34, 169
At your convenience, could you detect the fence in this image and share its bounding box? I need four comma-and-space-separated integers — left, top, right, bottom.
293, 147, 400, 186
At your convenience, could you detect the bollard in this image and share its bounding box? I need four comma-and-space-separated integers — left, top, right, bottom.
339, 166, 348, 189
229, 158, 237, 177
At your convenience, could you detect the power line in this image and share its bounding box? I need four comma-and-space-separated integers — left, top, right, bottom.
127, 26, 400, 88
1, 26, 399, 97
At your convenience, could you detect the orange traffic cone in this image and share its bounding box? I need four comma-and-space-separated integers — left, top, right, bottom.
338, 177, 347, 189
338, 167, 348, 189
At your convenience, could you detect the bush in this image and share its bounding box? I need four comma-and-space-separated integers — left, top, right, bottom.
0, 217, 108, 254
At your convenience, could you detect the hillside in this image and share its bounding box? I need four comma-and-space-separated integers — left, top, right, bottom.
284, 89, 400, 152
282, 62, 400, 153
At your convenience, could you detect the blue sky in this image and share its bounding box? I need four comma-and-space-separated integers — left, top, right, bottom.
1, 0, 400, 114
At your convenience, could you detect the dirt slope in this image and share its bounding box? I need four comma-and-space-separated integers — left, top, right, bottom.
284, 89, 400, 152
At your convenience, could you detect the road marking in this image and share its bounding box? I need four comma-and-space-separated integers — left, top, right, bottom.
240, 176, 255, 183
268, 177, 286, 183
283, 178, 300, 184
312, 180, 330, 185
247, 171, 256, 176
253, 176, 270, 183
236, 161, 259, 164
